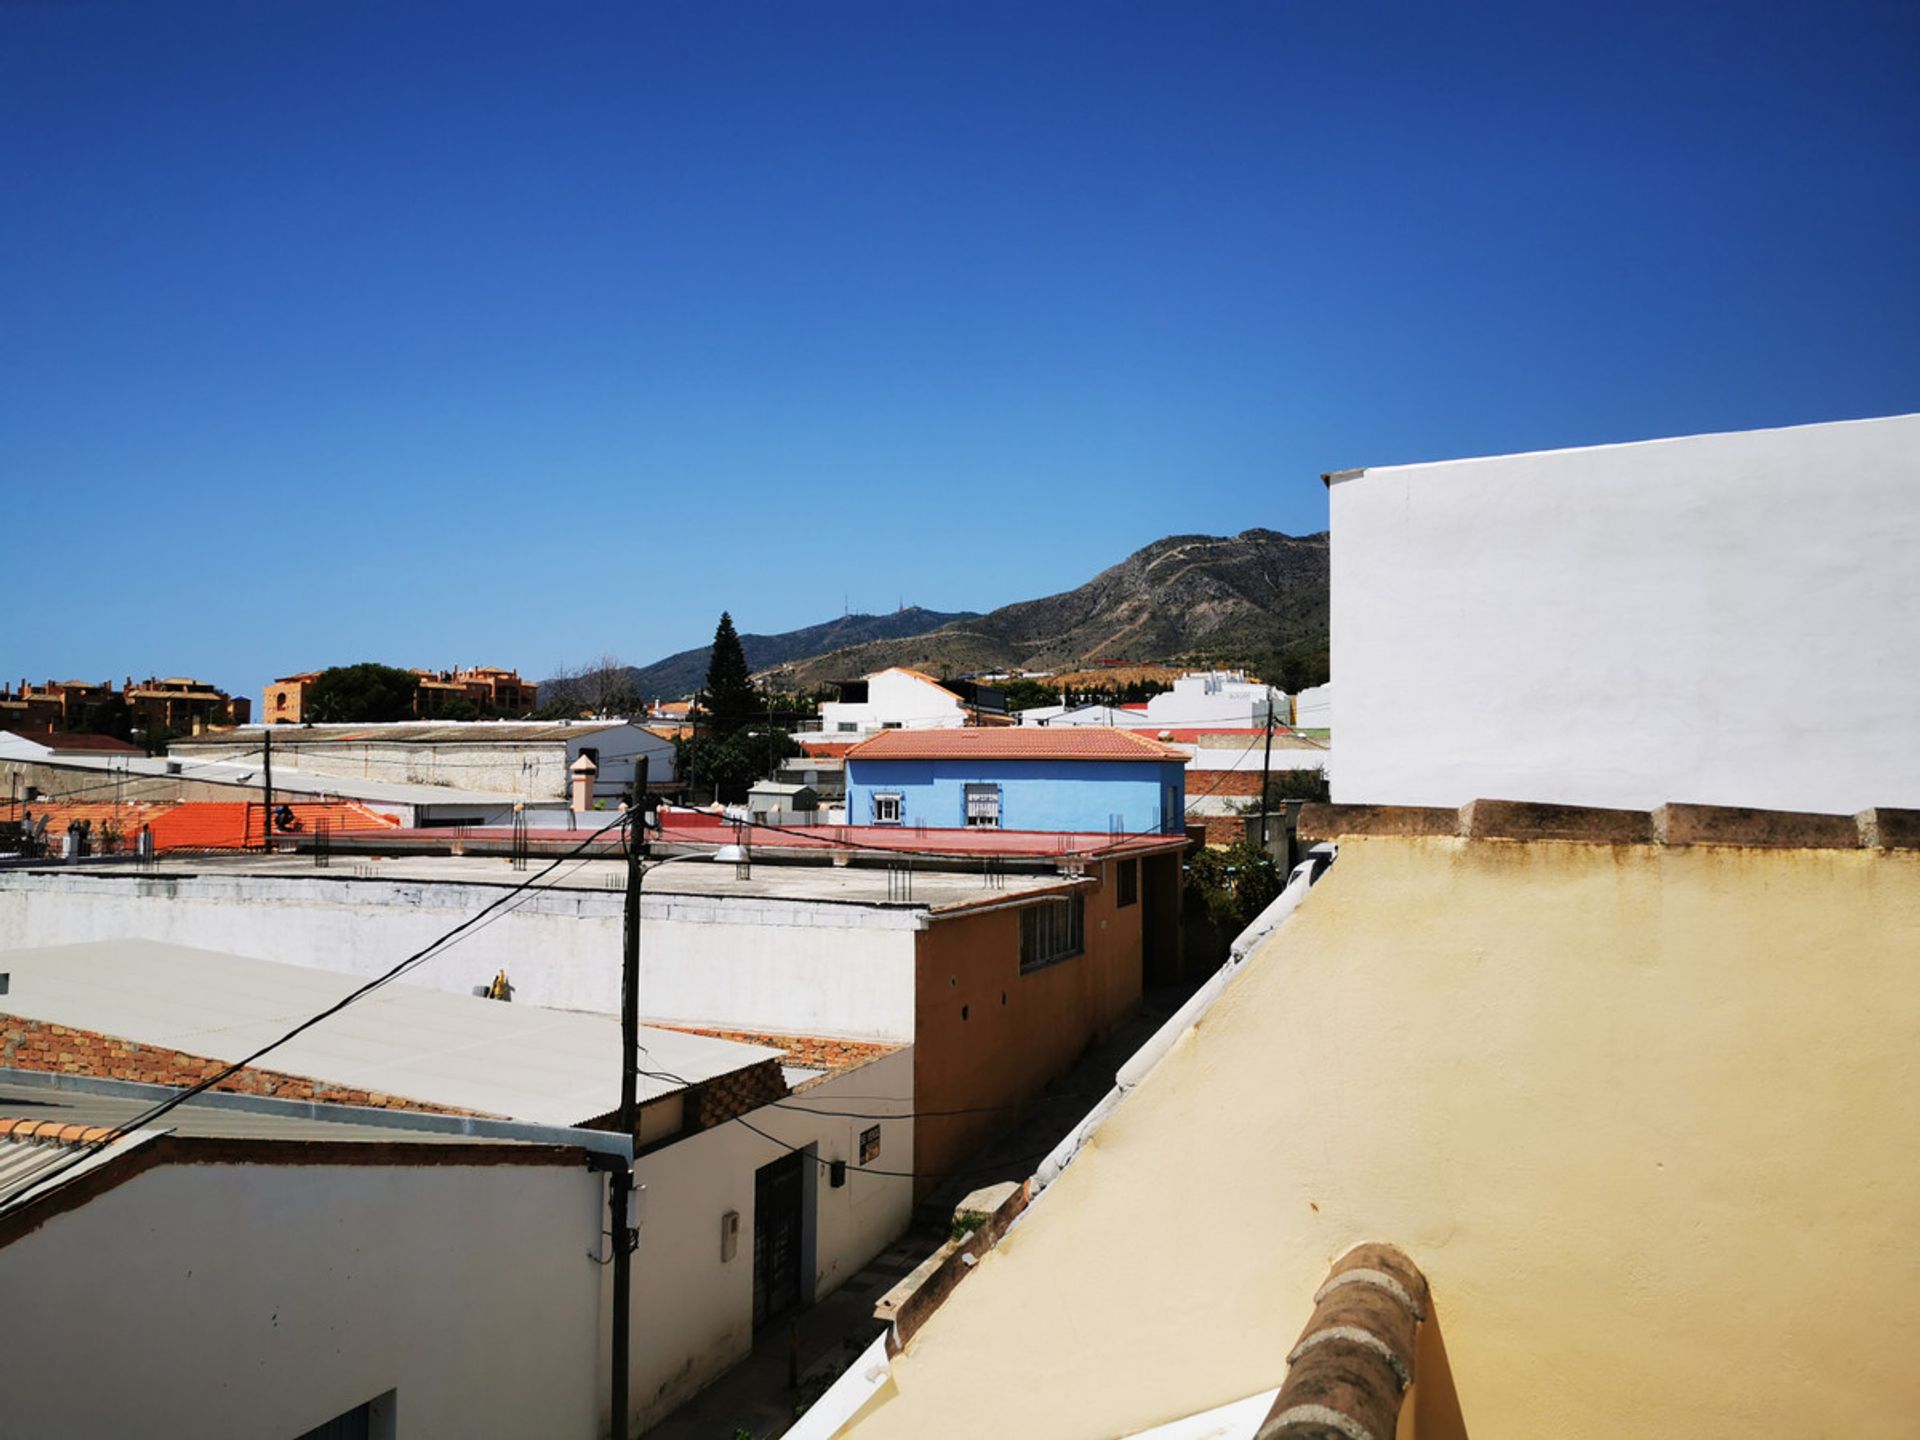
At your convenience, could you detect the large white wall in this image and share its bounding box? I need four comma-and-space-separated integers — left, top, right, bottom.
820, 669, 968, 734
1330, 414, 1920, 812
0, 871, 922, 1042
0, 1158, 603, 1439
628, 1049, 915, 1431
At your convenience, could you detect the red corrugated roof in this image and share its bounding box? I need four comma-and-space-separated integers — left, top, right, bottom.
844, 728, 1188, 762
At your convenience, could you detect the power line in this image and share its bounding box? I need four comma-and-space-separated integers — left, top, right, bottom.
14, 809, 635, 1201
634, 1066, 1057, 1183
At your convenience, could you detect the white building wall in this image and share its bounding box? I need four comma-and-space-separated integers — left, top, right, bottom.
1330, 413, 1920, 812
627, 1049, 915, 1431
1143, 672, 1281, 728
175, 724, 675, 802
819, 669, 968, 734
0, 1158, 603, 1439
1291, 682, 1332, 729
0, 872, 922, 1042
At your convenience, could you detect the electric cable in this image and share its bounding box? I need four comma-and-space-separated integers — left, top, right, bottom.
13, 808, 635, 1200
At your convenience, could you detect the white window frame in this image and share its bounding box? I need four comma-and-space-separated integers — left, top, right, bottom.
871, 792, 903, 825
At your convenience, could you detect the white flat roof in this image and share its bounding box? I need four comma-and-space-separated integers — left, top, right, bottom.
11, 753, 535, 809
0, 939, 781, 1126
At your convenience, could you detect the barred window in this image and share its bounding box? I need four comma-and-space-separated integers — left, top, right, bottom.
1019, 894, 1085, 973
964, 783, 1001, 828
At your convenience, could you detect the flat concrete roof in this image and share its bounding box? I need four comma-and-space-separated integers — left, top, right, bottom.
0, 939, 781, 1126
4, 752, 538, 809
30, 851, 1096, 913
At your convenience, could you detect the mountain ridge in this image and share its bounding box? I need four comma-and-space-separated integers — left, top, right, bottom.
762, 528, 1329, 691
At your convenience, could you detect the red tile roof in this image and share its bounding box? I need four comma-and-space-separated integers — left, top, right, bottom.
800, 740, 856, 758
844, 728, 1188, 763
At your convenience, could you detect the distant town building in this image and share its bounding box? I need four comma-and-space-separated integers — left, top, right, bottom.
264, 665, 538, 725
1, 676, 248, 734
817, 667, 1009, 735
1140, 670, 1283, 729
844, 727, 1188, 835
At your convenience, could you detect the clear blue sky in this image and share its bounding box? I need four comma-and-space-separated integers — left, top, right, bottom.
5, 0, 1917, 702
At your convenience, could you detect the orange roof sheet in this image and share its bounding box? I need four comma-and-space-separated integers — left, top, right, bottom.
844, 728, 1188, 763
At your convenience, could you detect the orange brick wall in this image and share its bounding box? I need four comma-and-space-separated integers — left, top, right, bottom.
911, 867, 1145, 1193
0, 1016, 476, 1115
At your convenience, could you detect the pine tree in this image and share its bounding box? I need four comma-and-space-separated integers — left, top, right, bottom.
702, 611, 758, 738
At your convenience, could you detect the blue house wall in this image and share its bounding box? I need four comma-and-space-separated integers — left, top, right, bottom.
844, 757, 1186, 835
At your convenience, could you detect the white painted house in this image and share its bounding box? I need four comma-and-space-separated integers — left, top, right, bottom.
817, 668, 1006, 735
1327, 413, 1920, 812
1142, 671, 1283, 729
0, 939, 913, 1438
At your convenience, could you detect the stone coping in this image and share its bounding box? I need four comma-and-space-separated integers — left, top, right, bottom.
1299, 801, 1920, 850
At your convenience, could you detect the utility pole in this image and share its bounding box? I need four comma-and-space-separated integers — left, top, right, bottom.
1257, 694, 1275, 852
609, 755, 650, 1439
261, 728, 274, 853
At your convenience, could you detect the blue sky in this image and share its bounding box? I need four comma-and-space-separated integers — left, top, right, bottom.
5, 0, 1917, 702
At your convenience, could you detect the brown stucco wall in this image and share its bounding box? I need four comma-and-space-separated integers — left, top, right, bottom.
911, 865, 1145, 1189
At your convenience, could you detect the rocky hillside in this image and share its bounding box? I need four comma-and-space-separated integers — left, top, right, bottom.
763, 529, 1329, 690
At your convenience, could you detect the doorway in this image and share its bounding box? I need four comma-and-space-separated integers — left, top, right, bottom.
753, 1149, 806, 1329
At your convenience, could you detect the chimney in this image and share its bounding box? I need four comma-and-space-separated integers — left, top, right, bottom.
569, 752, 598, 811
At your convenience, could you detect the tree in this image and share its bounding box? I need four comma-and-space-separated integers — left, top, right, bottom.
540, 653, 641, 718
1000, 679, 1061, 712
1238, 765, 1331, 810
701, 612, 758, 737
1184, 841, 1283, 932
305, 663, 420, 723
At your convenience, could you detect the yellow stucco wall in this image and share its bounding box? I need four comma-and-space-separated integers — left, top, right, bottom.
841, 837, 1920, 1439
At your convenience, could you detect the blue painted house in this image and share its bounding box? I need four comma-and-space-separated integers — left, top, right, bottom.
843, 728, 1188, 835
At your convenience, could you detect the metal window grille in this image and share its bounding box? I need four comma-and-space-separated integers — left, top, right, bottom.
1019, 894, 1085, 973
964, 783, 1001, 827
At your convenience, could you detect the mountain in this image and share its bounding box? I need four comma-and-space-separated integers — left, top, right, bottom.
614, 607, 979, 700
766, 529, 1329, 690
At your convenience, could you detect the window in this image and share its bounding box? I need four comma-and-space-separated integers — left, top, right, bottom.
1116, 858, 1138, 907
964, 783, 1001, 828
837, 722, 858, 733
872, 792, 903, 824
881, 721, 903, 729
1019, 894, 1085, 973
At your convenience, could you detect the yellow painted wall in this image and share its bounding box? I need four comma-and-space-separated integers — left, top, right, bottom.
842, 837, 1920, 1439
